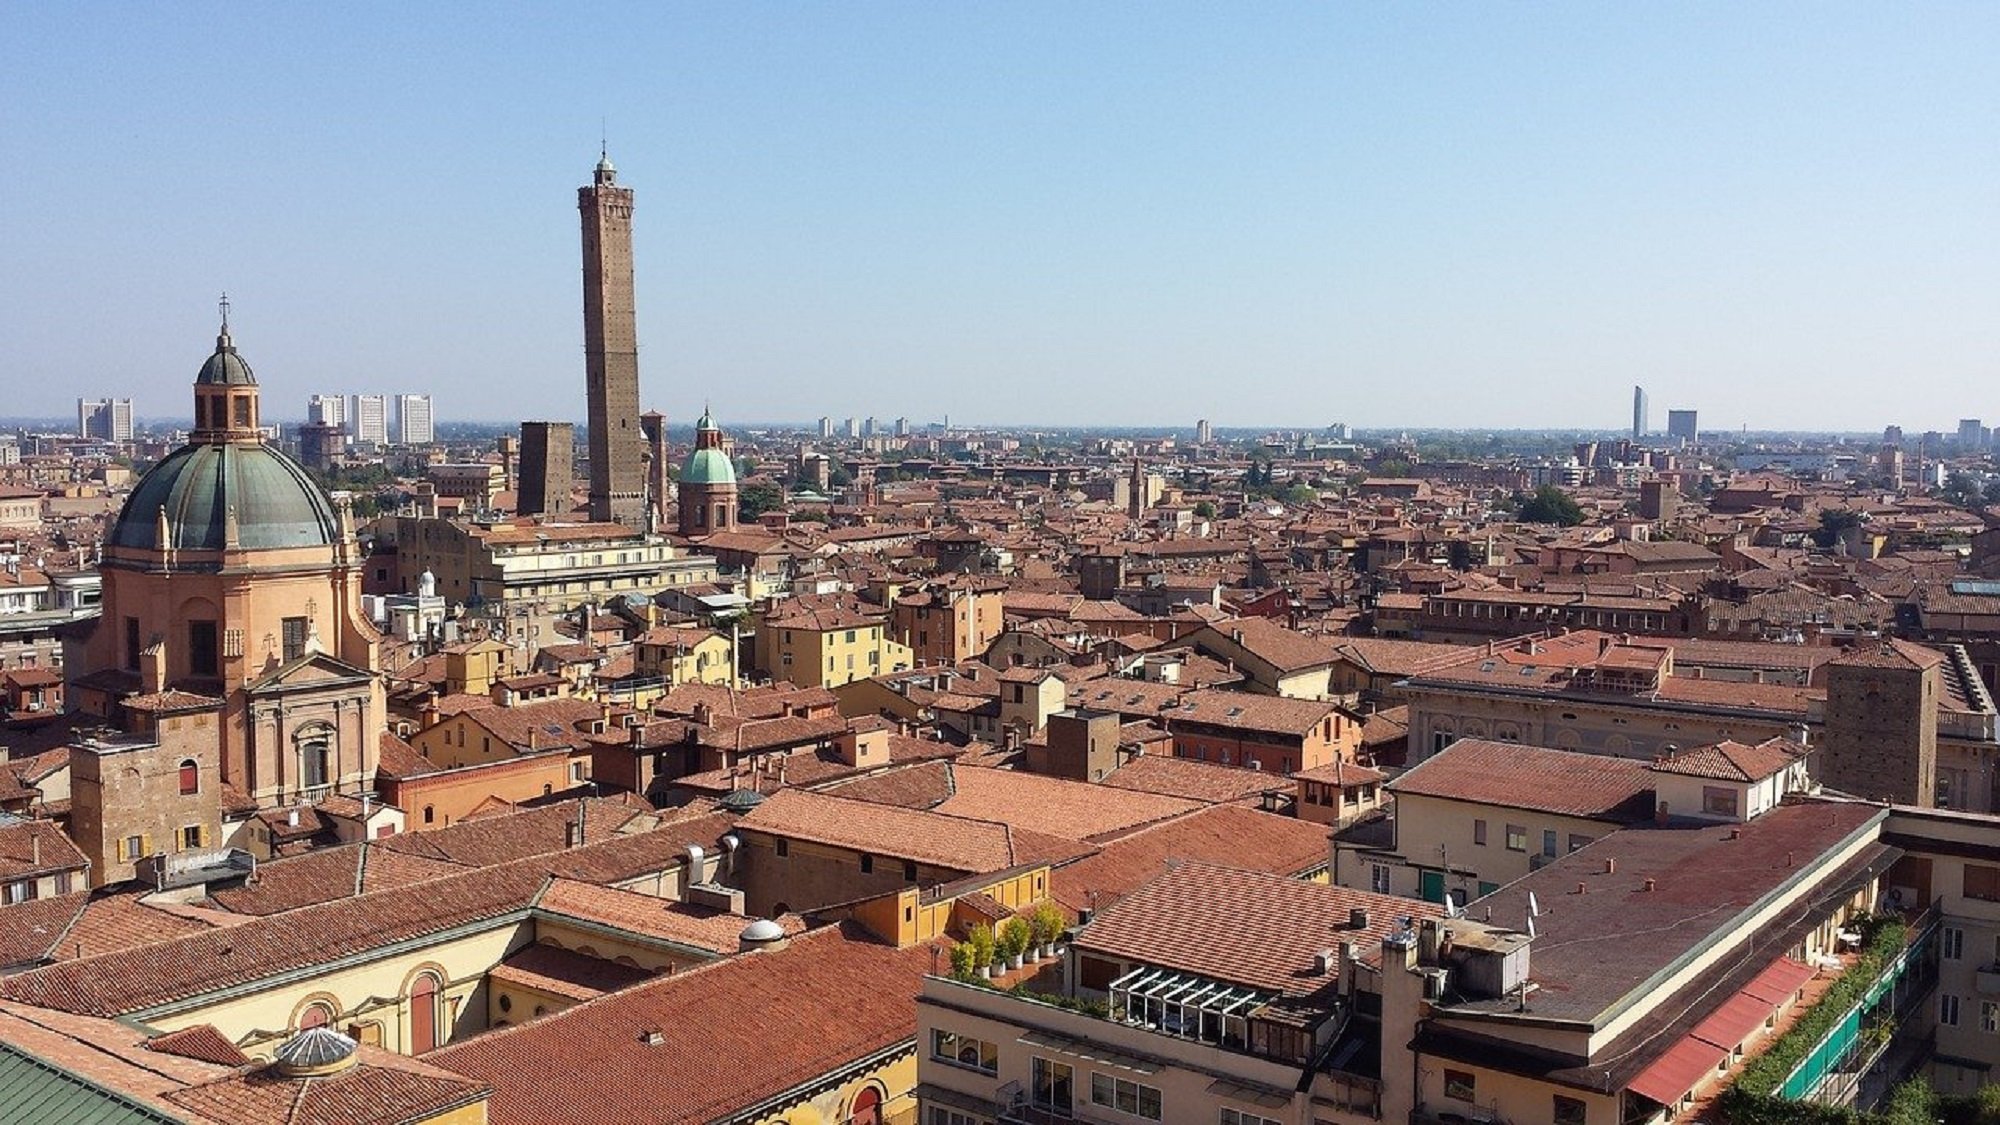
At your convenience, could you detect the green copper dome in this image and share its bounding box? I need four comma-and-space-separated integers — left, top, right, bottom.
195, 329, 257, 386
681, 447, 737, 486
109, 443, 339, 552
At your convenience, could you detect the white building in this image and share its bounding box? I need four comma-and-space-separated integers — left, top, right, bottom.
77, 397, 134, 442
349, 394, 388, 445
396, 394, 435, 445
307, 393, 347, 427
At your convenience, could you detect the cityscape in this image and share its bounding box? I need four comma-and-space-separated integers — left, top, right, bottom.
4, 7, 2000, 1125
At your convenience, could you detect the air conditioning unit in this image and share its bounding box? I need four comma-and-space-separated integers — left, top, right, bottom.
1422, 968, 1449, 1001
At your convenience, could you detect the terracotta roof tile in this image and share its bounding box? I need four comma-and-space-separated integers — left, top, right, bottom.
427, 923, 938, 1125
1390, 739, 1657, 822
1048, 806, 1331, 915
933, 765, 1203, 842
1075, 860, 1436, 992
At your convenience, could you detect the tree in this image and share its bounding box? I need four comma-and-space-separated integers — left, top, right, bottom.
737, 482, 783, 520
1283, 483, 1317, 507
1812, 508, 1862, 549
1517, 485, 1583, 526
1939, 472, 1982, 509
1192, 500, 1217, 519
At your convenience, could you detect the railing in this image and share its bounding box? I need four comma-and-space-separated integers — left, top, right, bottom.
1777, 908, 1940, 1105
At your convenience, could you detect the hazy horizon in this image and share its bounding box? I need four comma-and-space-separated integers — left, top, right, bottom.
5, 5, 1997, 433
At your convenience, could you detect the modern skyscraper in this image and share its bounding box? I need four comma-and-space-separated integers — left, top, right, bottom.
1958, 419, 1986, 451
77, 397, 134, 442
817, 417, 833, 439
1631, 386, 1648, 440
1666, 409, 1698, 445
1195, 419, 1213, 445
349, 394, 388, 445
517, 421, 575, 517
307, 394, 346, 428
844, 417, 860, 439
579, 152, 645, 525
395, 394, 435, 445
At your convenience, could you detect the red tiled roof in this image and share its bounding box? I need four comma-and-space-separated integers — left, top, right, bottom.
1649, 738, 1805, 783
427, 923, 940, 1125
146, 1024, 250, 1067
1075, 860, 1437, 992
163, 1046, 490, 1124
487, 943, 656, 1002
1049, 806, 1331, 916
1390, 739, 1657, 823
736, 789, 1087, 873
933, 765, 1202, 842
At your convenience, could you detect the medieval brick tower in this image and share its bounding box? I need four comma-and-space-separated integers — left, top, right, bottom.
1820, 639, 1940, 807
580, 152, 645, 525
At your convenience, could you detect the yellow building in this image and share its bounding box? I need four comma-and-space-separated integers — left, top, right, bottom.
633, 622, 736, 688
758, 601, 913, 690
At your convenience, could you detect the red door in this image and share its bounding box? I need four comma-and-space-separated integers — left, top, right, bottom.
849, 1087, 881, 1125
409, 975, 438, 1053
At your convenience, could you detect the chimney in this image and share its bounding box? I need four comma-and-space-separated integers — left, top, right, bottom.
1643, 878, 1656, 892
1654, 799, 1670, 826
1348, 906, 1370, 931
1603, 857, 1616, 875
1576, 881, 1587, 895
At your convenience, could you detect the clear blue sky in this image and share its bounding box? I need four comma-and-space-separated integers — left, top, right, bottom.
4, 4, 1997, 431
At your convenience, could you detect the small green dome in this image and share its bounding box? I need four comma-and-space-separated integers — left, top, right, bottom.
681, 447, 737, 486
110, 443, 339, 552
196, 330, 257, 386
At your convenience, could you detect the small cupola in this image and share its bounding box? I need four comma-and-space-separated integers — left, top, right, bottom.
192, 294, 262, 442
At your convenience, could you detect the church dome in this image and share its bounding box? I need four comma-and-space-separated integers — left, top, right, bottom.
681, 410, 736, 486
109, 442, 339, 552
195, 327, 257, 386
681, 447, 736, 486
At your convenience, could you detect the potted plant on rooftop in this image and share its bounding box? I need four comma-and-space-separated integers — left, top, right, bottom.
999, 917, 1031, 971
1029, 902, 1066, 961
969, 923, 997, 980
949, 941, 976, 982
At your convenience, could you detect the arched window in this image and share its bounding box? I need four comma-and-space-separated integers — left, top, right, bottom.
178, 759, 199, 796
295, 724, 335, 792
296, 1001, 334, 1030
408, 972, 441, 1054
423, 805, 435, 824
849, 1086, 883, 1125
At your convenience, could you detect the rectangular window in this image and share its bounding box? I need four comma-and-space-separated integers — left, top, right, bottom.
1505, 825, 1527, 852
1371, 864, 1391, 894
930, 1029, 998, 1075
1091, 1073, 1162, 1120
1443, 1069, 1476, 1102
774, 838, 789, 857
1031, 1057, 1073, 1111
180, 825, 202, 850
1966, 865, 2000, 903
282, 616, 309, 661
1473, 819, 1487, 846
860, 854, 874, 874
2, 881, 32, 905
123, 834, 144, 861
929, 1111, 979, 1125
1702, 785, 1740, 817
903, 860, 918, 882
1983, 1001, 1999, 1034
1569, 833, 1592, 853
1944, 927, 1965, 961
1553, 1095, 1589, 1125
1941, 994, 1961, 1027
187, 620, 219, 677
124, 616, 141, 671
1542, 829, 1559, 857
1220, 1111, 1281, 1125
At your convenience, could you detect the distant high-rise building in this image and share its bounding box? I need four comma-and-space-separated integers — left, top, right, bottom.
77, 397, 134, 442
1195, 419, 1213, 445
1884, 425, 1904, 446
349, 394, 388, 445
863, 417, 879, 438
844, 417, 860, 439
395, 394, 435, 445
580, 152, 645, 525
817, 416, 834, 439
1958, 419, 1985, 451
307, 393, 346, 428
517, 421, 575, 517
894, 416, 909, 437
1631, 386, 1648, 440
1666, 409, 1698, 445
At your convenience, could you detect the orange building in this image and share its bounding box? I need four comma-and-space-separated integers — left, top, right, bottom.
74, 306, 384, 808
